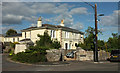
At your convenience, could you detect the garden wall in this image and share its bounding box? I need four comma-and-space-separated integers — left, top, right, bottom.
45, 48, 110, 62
76, 47, 110, 61
14, 44, 28, 54
46, 49, 63, 62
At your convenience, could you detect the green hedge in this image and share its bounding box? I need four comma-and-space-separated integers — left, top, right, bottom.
11, 52, 47, 63
11, 46, 48, 63
11, 31, 61, 63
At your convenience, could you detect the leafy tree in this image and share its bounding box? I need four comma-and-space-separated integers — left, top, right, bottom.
78, 27, 119, 52
6, 29, 17, 36
78, 26, 102, 51
97, 40, 105, 50
52, 39, 61, 49
112, 33, 118, 38
36, 31, 53, 48
36, 30, 61, 49
107, 33, 119, 52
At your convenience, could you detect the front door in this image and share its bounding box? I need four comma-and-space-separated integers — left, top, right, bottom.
65, 43, 68, 50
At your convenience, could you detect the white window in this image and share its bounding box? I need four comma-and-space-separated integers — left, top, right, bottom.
17, 38, 19, 41
25, 32, 26, 38
69, 43, 71, 49
5, 38, 7, 41
65, 32, 69, 38
30, 31, 31, 38
74, 33, 76, 37
81, 35, 83, 39
77, 34, 79, 39
13, 38, 15, 42
51, 30, 56, 38
8, 38, 9, 41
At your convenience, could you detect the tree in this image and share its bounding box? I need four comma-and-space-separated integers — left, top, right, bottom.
36, 30, 61, 49
36, 31, 53, 48
6, 29, 17, 36
78, 26, 102, 51
52, 39, 61, 49
118, 35, 120, 49
112, 33, 118, 38
107, 33, 119, 52
97, 40, 105, 50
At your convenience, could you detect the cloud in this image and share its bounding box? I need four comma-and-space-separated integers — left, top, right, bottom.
2, 2, 89, 32
2, 14, 23, 24
43, 11, 74, 27
30, 24, 36, 27
70, 7, 88, 15
70, 22, 84, 30
2, 26, 15, 34
3, 0, 21, 2
2, 2, 88, 25
100, 10, 119, 27
100, 26, 118, 32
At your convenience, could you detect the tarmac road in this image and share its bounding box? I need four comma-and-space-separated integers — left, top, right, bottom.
1, 53, 119, 71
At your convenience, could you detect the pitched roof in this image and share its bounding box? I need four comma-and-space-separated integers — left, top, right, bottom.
21, 24, 84, 34
5, 33, 22, 37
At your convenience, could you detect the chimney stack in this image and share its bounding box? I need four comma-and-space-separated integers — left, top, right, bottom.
37, 16, 42, 27
60, 19, 64, 26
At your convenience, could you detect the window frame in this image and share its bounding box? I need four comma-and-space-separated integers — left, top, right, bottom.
51, 30, 56, 38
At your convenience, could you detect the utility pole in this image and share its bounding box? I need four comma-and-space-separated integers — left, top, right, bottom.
94, 3, 98, 62
82, 1, 104, 62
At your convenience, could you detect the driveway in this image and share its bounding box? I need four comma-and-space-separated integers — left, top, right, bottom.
1, 54, 119, 71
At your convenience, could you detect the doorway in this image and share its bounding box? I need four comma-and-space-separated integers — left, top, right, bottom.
65, 43, 68, 50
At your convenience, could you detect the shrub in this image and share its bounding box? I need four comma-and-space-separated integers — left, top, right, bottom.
9, 50, 14, 56
11, 31, 61, 63
12, 46, 48, 63
8, 49, 11, 53
10, 42, 19, 49
12, 52, 47, 63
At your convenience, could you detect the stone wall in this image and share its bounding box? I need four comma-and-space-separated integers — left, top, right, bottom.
46, 48, 110, 62
98, 50, 110, 61
46, 49, 63, 62
76, 47, 110, 61
86, 51, 94, 61
76, 47, 87, 61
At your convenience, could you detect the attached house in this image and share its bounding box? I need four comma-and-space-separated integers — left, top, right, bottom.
2, 16, 84, 50
4, 33, 22, 43
0, 34, 4, 43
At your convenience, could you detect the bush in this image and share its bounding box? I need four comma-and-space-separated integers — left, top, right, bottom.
10, 42, 19, 49
8, 49, 11, 53
11, 46, 48, 63
12, 52, 47, 63
9, 50, 14, 56
11, 31, 61, 63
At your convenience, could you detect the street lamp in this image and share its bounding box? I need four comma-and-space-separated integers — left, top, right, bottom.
98, 14, 104, 16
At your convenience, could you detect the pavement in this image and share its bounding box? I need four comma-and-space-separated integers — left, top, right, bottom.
1, 53, 119, 71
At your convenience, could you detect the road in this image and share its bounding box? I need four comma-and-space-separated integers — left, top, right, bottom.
1, 54, 119, 71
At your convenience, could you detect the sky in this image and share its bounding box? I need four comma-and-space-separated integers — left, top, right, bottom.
2, 2, 119, 41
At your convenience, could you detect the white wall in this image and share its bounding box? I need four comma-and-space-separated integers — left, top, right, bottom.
4, 37, 22, 43
14, 44, 28, 54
